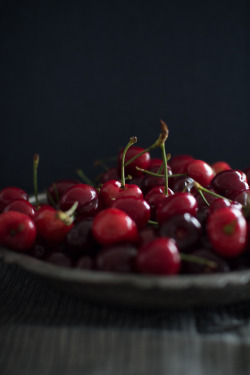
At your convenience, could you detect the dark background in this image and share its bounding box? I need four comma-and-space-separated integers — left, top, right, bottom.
0, 0, 249, 193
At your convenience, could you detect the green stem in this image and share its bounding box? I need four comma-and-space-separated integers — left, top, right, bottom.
33, 154, 39, 206
148, 219, 159, 226
160, 143, 169, 195
76, 169, 94, 186
193, 182, 233, 203
135, 167, 186, 179
121, 137, 137, 188
180, 253, 217, 269
198, 190, 210, 207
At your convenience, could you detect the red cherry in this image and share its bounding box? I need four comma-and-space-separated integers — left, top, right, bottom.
244, 167, 250, 186
136, 237, 181, 275
157, 192, 198, 224
111, 196, 151, 229
186, 159, 214, 186
141, 165, 172, 195
95, 244, 137, 273
138, 226, 158, 246
59, 183, 100, 218
145, 185, 174, 220
4, 198, 35, 218
34, 206, 74, 244
92, 208, 138, 246
212, 161, 231, 174
100, 179, 143, 207
118, 146, 151, 177
47, 179, 79, 205
0, 211, 36, 251
168, 154, 194, 174
149, 158, 163, 170
100, 167, 120, 183
207, 207, 247, 257
211, 170, 249, 199
0, 187, 28, 212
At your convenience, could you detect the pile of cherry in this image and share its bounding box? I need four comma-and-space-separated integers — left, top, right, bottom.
1, 122, 250, 276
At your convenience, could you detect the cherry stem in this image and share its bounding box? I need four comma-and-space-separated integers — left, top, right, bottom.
33, 154, 40, 207
57, 201, 79, 225
180, 253, 217, 269
124, 120, 169, 168
148, 219, 159, 226
198, 190, 210, 207
135, 167, 186, 179
76, 169, 94, 186
160, 143, 169, 195
121, 136, 137, 188
193, 182, 233, 203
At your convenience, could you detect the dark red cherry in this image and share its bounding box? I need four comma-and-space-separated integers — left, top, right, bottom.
145, 185, 174, 220
232, 189, 250, 206
111, 196, 151, 229
66, 218, 96, 255
149, 158, 163, 170
244, 167, 250, 186
95, 244, 137, 273
100, 167, 120, 183
47, 179, 79, 205
141, 166, 172, 195
206, 207, 247, 257
3, 198, 35, 218
212, 161, 231, 174
118, 146, 151, 177
157, 192, 198, 224
0, 211, 36, 251
168, 154, 194, 174
0, 187, 28, 212
138, 226, 158, 246
186, 159, 214, 186
60, 183, 100, 218
28, 240, 48, 259
136, 237, 181, 275
211, 170, 249, 199
159, 213, 202, 251
92, 208, 138, 246
171, 177, 195, 193
181, 248, 230, 274
100, 179, 143, 208
46, 252, 72, 267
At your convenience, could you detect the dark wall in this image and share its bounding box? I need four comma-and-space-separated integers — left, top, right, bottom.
1, 0, 249, 193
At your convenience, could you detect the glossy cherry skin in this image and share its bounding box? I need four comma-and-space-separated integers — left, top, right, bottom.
95, 244, 137, 273
211, 170, 249, 199
159, 213, 202, 251
92, 208, 138, 246
100, 179, 143, 208
232, 189, 250, 206
168, 154, 194, 174
3, 198, 35, 218
212, 161, 231, 174
118, 146, 151, 177
47, 179, 79, 205
0, 187, 28, 212
157, 192, 198, 224
59, 183, 100, 218
145, 186, 174, 220
210, 198, 242, 212
206, 207, 247, 257
111, 196, 151, 229
186, 159, 214, 186
171, 177, 195, 193
136, 237, 181, 275
0, 211, 37, 251
34, 206, 73, 244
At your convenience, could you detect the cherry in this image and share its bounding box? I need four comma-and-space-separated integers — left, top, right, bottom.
206, 207, 247, 257
157, 192, 198, 224
244, 167, 250, 186
138, 226, 158, 246
0, 211, 36, 251
95, 244, 137, 273
212, 161, 231, 174
99, 167, 120, 184
149, 158, 163, 170
111, 196, 151, 229
3, 198, 35, 218
210, 198, 242, 212
66, 218, 97, 255
46, 252, 72, 267
171, 177, 195, 193
47, 179, 79, 205
0, 187, 28, 212
181, 248, 230, 274
74, 255, 93, 270
159, 213, 202, 251
34, 205, 74, 244
168, 154, 194, 174
186, 159, 214, 186
211, 170, 249, 199
118, 146, 151, 177
100, 179, 143, 207
141, 165, 172, 195
59, 183, 100, 218
136, 237, 181, 275
92, 208, 138, 246
145, 185, 174, 220
232, 189, 250, 206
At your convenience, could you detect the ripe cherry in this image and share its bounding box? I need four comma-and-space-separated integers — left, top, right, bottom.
95, 244, 137, 273
211, 170, 249, 199
0, 187, 28, 212
141, 165, 172, 195
66, 218, 97, 255
182, 248, 230, 274
186, 159, 214, 186
136, 237, 181, 275
47, 179, 79, 205
168, 154, 194, 174
0, 211, 37, 251
99, 167, 120, 183
157, 192, 198, 224
3, 198, 35, 218
145, 185, 174, 220
111, 196, 151, 229
118, 146, 151, 177
100, 179, 143, 208
59, 183, 100, 218
206, 207, 247, 257
92, 208, 138, 246
212, 161, 231, 174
